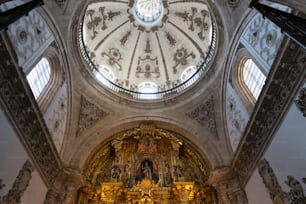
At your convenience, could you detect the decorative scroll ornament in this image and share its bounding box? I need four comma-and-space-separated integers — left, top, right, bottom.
102, 48, 122, 70
294, 87, 306, 117
54, 0, 66, 8
77, 96, 108, 135
187, 96, 218, 138
285, 176, 306, 203
85, 7, 121, 39
0, 1, 54, 68
80, 0, 215, 99
0, 179, 5, 203
136, 39, 160, 79
173, 48, 195, 74
258, 159, 288, 203
3, 161, 34, 203
174, 7, 210, 40
226, 93, 248, 151
120, 31, 132, 46
225, 0, 241, 8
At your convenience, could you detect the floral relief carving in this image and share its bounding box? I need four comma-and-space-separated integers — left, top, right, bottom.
102, 48, 122, 70
294, 87, 306, 117
0, 1, 53, 68
258, 159, 288, 203
120, 31, 132, 46
241, 10, 288, 69
85, 7, 121, 39
3, 161, 34, 204
226, 93, 248, 151
80, 1, 216, 96
54, 0, 66, 9
45, 93, 68, 152
187, 96, 218, 138
165, 31, 176, 46
175, 7, 210, 40
285, 176, 306, 204
173, 48, 195, 74
225, 0, 241, 8
0, 179, 5, 203
77, 96, 108, 136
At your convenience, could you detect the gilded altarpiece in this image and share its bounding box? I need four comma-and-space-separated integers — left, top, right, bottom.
77, 123, 217, 203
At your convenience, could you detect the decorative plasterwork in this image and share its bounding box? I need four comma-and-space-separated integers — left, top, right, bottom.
214, 180, 248, 203
84, 123, 211, 188
225, 0, 241, 8
294, 87, 306, 117
241, 6, 288, 72
0, 35, 62, 186
226, 89, 248, 151
258, 159, 288, 203
80, 0, 215, 97
2, 161, 34, 203
232, 40, 306, 185
54, 0, 66, 9
0, 179, 5, 202
186, 96, 218, 138
45, 90, 68, 152
77, 96, 108, 136
285, 176, 306, 203
44, 188, 65, 204
0, 1, 54, 71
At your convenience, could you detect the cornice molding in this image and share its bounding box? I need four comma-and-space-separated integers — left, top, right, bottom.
0, 34, 62, 187
232, 39, 306, 186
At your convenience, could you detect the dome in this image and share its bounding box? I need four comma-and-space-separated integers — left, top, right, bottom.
80, 0, 216, 100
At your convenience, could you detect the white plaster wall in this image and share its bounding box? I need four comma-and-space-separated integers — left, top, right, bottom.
44, 82, 68, 153
0, 108, 28, 198
264, 83, 306, 193
245, 169, 273, 204
20, 171, 47, 204
226, 84, 249, 152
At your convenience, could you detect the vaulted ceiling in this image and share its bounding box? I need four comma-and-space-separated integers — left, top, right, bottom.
51, 0, 247, 177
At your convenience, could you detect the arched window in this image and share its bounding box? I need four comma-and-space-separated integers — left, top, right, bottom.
242, 59, 266, 100
26, 57, 51, 99
230, 48, 267, 113
24, 47, 63, 113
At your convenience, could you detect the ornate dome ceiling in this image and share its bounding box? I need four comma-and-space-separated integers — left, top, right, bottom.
80, 0, 216, 100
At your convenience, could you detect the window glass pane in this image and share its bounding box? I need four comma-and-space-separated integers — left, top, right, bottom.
242, 59, 266, 100
26, 58, 51, 99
